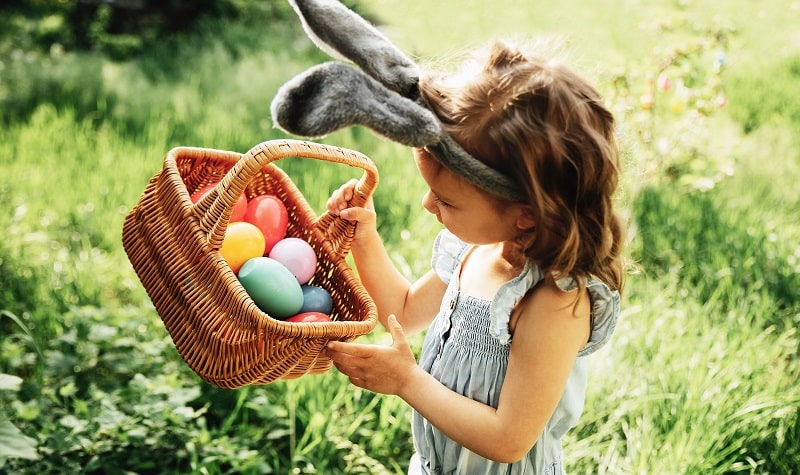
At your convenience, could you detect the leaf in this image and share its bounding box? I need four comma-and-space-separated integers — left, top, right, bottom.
88, 324, 117, 342
59, 415, 87, 432
0, 374, 23, 391
0, 420, 39, 463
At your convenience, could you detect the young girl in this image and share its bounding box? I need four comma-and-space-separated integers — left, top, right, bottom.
324, 40, 624, 474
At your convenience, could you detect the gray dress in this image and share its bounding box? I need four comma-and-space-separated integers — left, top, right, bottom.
409, 230, 620, 475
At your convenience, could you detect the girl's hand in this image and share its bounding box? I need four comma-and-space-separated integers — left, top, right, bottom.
325, 315, 419, 395
326, 178, 378, 242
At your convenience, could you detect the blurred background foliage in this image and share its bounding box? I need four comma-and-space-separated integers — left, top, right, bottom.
1, 0, 799, 473
0, 0, 292, 57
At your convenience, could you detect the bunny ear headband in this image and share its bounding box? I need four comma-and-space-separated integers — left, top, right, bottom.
270, 0, 527, 202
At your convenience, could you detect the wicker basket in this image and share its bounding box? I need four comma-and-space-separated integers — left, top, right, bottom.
122, 139, 379, 388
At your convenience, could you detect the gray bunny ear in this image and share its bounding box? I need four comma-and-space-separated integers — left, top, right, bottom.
271, 62, 441, 147
289, 0, 419, 97
274, 0, 529, 203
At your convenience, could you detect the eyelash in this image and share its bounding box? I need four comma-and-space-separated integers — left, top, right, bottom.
434, 195, 453, 208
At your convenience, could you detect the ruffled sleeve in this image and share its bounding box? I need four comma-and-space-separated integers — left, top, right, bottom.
489, 263, 545, 345
489, 269, 620, 353
580, 279, 620, 356
555, 276, 620, 357
430, 229, 469, 284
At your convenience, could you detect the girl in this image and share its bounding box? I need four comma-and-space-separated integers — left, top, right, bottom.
324, 40, 624, 474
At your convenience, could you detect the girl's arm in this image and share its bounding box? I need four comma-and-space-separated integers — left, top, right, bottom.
326, 277, 591, 463
327, 180, 445, 335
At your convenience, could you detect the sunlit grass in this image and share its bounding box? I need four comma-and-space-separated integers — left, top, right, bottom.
1, 0, 799, 473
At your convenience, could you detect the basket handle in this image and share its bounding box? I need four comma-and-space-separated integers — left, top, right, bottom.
198, 139, 379, 256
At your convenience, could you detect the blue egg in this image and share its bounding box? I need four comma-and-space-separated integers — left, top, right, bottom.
299, 285, 334, 315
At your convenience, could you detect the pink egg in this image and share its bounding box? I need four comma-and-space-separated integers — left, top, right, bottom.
657, 72, 671, 92
268, 237, 317, 284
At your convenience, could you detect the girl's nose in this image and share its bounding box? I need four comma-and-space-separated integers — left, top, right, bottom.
421, 190, 437, 215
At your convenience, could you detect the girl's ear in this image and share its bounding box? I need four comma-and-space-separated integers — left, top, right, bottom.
516, 206, 536, 230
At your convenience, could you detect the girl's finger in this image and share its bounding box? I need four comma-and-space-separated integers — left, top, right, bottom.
338, 206, 375, 223
327, 340, 372, 357
386, 315, 407, 347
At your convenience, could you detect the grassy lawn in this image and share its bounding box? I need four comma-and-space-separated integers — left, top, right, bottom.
1, 0, 798, 473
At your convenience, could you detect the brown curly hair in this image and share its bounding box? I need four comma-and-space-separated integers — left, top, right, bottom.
418, 40, 626, 293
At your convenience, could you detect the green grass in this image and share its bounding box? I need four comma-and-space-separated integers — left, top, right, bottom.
1, 0, 799, 473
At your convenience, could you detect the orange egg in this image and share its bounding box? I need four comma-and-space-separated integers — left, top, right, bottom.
220, 222, 266, 274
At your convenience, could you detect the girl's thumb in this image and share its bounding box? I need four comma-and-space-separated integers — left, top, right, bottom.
387, 315, 406, 345
340, 206, 374, 222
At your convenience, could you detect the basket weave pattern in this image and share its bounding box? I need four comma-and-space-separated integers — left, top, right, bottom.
122, 140, 378, 388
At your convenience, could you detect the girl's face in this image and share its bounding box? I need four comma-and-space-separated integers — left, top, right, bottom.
414, 148, 530, 246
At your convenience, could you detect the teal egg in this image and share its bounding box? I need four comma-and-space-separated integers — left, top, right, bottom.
238, 257, 303, 319
300, 285, 334, 315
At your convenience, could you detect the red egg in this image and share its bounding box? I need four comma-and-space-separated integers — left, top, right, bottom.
285, 312, 332, 323
243, 195, 289, 254
191, 182, 247, 222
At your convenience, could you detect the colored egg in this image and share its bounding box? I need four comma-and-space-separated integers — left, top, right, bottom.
243, 195, 289, 254
300, 285, 334, 315
657, 72, 671, 92
191, 182, 248, 222
268, 237, 317, 284
285, 312, 332, 323
639, 93, 654, 111
220, 221, 266, 274
238, 257, 303, 319
670, 96, 686, 114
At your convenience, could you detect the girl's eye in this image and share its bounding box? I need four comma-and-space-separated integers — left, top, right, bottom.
434, 195, 453, 208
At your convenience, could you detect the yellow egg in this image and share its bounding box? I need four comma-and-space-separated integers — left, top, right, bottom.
640, 93, 654, 111
220, 221, 266, 274
670, 96, 686, 114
